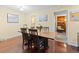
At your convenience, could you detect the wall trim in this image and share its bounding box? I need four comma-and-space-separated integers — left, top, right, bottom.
0, 32, 22, 41
67, 42, 78, 47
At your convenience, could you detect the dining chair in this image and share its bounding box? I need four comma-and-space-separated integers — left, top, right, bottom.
20, 28, 27, 33
28, 29, 48, 52
28, 29, 38, 48
29, 29, 38, 35
20, 28, 28, 49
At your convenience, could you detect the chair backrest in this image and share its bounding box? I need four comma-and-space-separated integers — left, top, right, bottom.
22, 32, 29, 41
20, 28, 27, 33
20, 28, 29, 41
28, 29, 38, 44
29, 29, 38, 35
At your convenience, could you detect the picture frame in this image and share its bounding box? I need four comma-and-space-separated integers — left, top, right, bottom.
70, 9, 79, 21
39, 15, 48, 22
7, 14, 19, 23
70, 12, 79, 21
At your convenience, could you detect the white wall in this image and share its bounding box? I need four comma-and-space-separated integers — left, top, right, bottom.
0, 7, 26, 41
26, 8, 55, 32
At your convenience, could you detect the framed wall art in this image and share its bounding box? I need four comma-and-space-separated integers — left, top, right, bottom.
70, 12, 79, 21
70, 9, 79, 21
39, 15, 48, 22
7, 14, 19, 23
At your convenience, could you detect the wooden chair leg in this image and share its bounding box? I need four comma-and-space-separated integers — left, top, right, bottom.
22, 40, 24, 49
28, 41, 32, 48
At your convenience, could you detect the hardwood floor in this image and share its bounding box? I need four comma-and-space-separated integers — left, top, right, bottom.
0, 36, 79, 53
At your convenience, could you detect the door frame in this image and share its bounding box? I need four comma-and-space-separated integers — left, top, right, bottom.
55, 14, 68, 42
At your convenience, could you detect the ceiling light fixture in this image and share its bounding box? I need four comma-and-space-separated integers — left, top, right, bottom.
20, 8, 24, 11
17, 5, 26, 11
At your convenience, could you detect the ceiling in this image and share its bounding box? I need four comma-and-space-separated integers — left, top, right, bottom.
0, 5, 71, 13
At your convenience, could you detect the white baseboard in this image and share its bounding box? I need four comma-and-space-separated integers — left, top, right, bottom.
55, 38, 78, 47
67, 42, 78, 47
0, 32, 22, 41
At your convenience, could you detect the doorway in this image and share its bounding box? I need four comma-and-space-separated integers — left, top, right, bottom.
57, 16, 66, 33
55, 15, 67, 42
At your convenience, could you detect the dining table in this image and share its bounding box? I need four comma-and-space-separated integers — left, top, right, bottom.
38, 32, 56, 40
19, 30, 56, 50
19, 30, 56, 40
